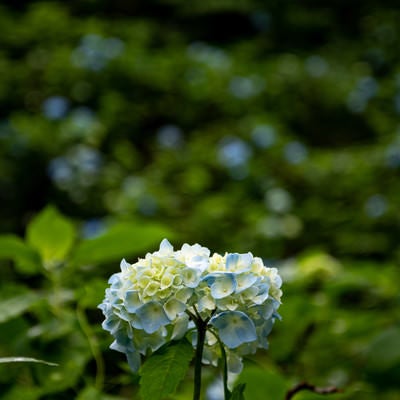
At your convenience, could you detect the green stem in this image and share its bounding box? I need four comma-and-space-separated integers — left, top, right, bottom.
76, 303, 105, 390
193, 318, 207, 400
219, 339, 230, 400
209, 328, 230, 400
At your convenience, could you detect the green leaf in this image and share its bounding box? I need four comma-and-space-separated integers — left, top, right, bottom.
0, 357, 58, 366
230, 383, 246, 400
0, 385, 42, 400
70, 220, 173, 266
366, 327, 400, 370
26, 206, 76, 266
139, 340, 194, 400
76, 386, 126, 400
236, 366, 288, 400
0, 234, 41, 274
0, 292, 41, 323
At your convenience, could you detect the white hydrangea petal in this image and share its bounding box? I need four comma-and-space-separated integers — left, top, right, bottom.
175, 287, 193, 303
182, 267, 201, 288
159, 238, 174, 253
227, 351, 243, 374
171, 315, 190, 340
197, 292, 216, 311
164, 298, 186, 320
120, 258, 130, 272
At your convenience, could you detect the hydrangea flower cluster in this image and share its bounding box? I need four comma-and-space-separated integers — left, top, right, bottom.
98, 239, 282, 373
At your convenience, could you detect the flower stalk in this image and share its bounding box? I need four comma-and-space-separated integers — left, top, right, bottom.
193, 317, 207, 400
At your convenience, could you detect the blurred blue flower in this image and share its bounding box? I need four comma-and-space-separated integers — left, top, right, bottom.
81, 219, 105, 239
157, 124, 184, 149
218, 137, 252, 168
385, 144, 400, 168
305, 55, 329, 77
187, 42, 231, 70
47, 157, 73, 185
42, 96, 69, 120
71, 34, 124, 71
364, 194, 387, 218
347, 76, 378, 113
229, 76, 264, 99
251, 125, 277, 148
284, 141, 308, 164
265, 188, 292, 213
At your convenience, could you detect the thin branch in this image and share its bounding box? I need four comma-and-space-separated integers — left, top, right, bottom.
285, 381, 342, 400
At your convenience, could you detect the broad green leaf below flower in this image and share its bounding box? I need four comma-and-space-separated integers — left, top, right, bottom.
139, 340, 194, 400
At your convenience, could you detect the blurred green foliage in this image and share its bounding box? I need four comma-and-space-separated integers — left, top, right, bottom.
0, 1, 399, 399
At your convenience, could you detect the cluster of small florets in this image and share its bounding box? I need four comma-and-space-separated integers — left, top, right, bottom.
98, 239, 282, 373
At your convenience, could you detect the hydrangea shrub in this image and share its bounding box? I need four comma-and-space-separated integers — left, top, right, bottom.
99, 239, 282, 398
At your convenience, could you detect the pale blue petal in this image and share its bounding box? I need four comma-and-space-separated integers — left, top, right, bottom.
159, 238, 173, 253
120, 258, 130, 272
226, 253, 252, 272
108, 273, 122, 287
210, 274, 236, 299
126, 351, 141, 372
251, 301, 274, 320
203, 273, 237, 299
115, 308, 132, 322
130, 315, 143, 329
136, 301, 170, 333
135, 328, 167, 354
239, 253, 253, 270
110, 337, 141, 372
273, 311, 282, 321
202, 274, 216, 286
110, 338, 132, 353
256, 319, 274, 349
253, 283, 270, 304
226, 253, 240, 270
124, 290, 141, 312
235, 273, 258, 293
102, 315, 120, 333
210, 311, 257, 348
